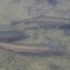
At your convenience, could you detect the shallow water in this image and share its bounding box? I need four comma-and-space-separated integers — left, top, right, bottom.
0, 0, 70, 70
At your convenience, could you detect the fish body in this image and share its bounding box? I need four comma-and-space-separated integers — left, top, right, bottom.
0, 42, 64, 56
11, 15, 70, 26
0, 31, 25, 42
11, 15, 70, 31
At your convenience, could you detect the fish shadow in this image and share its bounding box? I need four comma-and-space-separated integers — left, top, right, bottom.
24, 23, 70, 36
47, 0, 58, 6
7, 49, 65, 57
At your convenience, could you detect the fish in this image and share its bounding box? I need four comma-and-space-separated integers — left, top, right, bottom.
0, 42, 65, 56
11, 15, 70, 26
0, 31, 27, 43
11, 15, 70, 30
